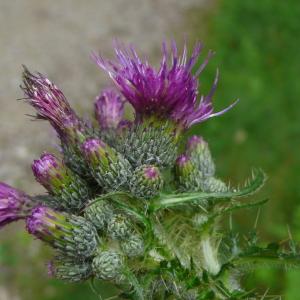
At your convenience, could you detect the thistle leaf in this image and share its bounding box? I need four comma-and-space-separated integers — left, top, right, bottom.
152, 169, 267, 210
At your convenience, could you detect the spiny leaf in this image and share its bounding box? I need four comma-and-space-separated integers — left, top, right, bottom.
232, 246, 300, 269
152, 169, 267, 210
122, 267, 145, 300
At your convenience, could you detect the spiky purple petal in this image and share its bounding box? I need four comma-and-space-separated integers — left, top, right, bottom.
93, 41, 237, 128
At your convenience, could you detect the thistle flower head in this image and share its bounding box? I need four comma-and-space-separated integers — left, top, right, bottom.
93, 41, 237, 128
81, 138, 114, 167
49, 259, 93, 283
186, 135, 215, 177
0, 183, 34, 227
130, 165, 163, 199
32, 153, 90, 211
32, 153, 70, 193
95, 88, 125, 130
81, 138, 132, 191
21, 67, 84, 142
92, 250, 124, 281
26, 206, 98, 258
175, 154, 194, 175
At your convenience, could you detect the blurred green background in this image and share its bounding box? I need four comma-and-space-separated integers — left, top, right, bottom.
0, 0, 300, 299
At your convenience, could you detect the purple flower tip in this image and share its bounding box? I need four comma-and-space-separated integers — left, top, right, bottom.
26, 205, 51, 235
0, 182, 33, 227
176, 154, 190, 167
81, 138, 106, 156
32, 153, 65, 191
21, 66, 81, 139
186, 135, 206, 152
144, 166, 160, 180
95, 88, 125, 129
93, 41, 238, 128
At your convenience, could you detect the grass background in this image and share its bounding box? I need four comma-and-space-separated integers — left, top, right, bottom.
187, 0, 300, 298
0, 0, 300, 298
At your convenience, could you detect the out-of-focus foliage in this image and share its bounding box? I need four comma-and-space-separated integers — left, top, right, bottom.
187, 0, 300, 298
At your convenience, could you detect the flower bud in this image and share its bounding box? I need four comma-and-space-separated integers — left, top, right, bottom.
84, 200, 114, 230
121, 234, 144, 258
26, 206, 98, 258
21, 67, 88, 144
81, 138, 132, 191
186, 135, 215, 177
130, 165, 163, 199
175, 154, 202, 192
107, 213, 132, 240
32, 153, 90, 211
95, 88, 125, 130
49, 258, 92, 283
92, 250, 124, 281
0, 182, 34, 228
116, 119, 178, 168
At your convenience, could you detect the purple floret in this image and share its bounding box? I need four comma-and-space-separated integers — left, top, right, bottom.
95, 88, 125, 129
32, 153, 61, 188
93, 41, 238, 128
26, 205, 53, 237
144, 166, 160, 180
0, 182, 33, 227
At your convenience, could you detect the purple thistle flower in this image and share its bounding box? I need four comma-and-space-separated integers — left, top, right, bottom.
95, 88, 125, 130
93, 41, 238, 128
0, 182, 34, 227
32, 153, 69, 193
21, 66, 84, 142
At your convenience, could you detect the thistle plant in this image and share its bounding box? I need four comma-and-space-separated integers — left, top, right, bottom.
0, 41, 299, 299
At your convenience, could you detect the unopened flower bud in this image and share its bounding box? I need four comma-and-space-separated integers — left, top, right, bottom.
130, 165, 163, 199
0, 182, 34, 228
186, 135, 215, 177
32, 153, 90, 211
121, 234, 144, 258
175, 154, 202, 192
116, 119, 178, 168
107, 213, 132, 240
21, 67, 88, 144
81, 138, 132, 191
92, 250, 124, 281
95, 88, 125, 130
49, 259, 92, 283
26, 206, 98, 258
84, 200, 114, 230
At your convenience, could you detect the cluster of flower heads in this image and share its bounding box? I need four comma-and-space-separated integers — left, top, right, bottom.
0, 42, 236, 286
